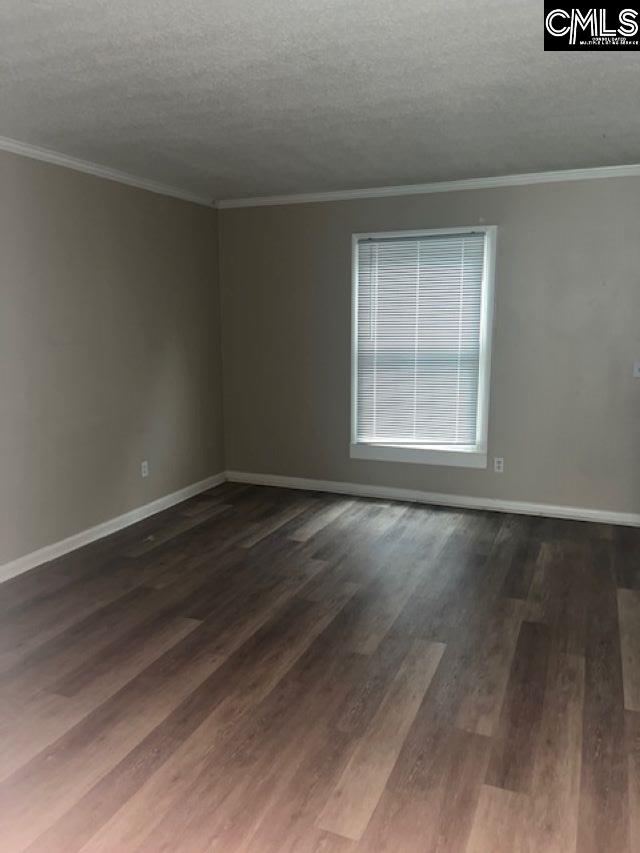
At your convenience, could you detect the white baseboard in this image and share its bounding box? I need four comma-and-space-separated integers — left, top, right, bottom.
0, 472, 227, 584
226, 470, 640, 528
4, 467, 637, 585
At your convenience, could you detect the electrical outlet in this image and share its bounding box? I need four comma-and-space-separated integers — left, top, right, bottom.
494, 457, 504, 473
141, 460, 149, 478
634, 361, 640, 378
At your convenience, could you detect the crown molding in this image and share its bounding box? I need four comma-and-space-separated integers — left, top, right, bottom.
216, 163, 640, 209
0, 135, 213, 207
4, 133, 639, 211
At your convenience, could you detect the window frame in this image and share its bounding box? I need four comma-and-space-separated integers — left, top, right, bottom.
350, 225, 497, 469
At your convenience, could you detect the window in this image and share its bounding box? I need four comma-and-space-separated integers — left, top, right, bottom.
351, 226, 496, 468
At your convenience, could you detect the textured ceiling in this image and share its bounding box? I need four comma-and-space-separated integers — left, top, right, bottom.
2, 1, 639, 200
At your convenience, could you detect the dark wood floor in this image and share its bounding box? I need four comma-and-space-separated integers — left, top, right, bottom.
1, 483, 639, 852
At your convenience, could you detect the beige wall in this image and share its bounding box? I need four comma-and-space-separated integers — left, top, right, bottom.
3, 157, 639, 568
219, 178, 640, 515
0, 150, 224, 565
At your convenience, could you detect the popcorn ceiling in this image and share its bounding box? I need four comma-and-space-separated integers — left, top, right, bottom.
1, 0, 638, 200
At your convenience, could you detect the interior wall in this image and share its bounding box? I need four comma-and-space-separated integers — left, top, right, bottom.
219, 177, 640, 515
0, 150, 224, 565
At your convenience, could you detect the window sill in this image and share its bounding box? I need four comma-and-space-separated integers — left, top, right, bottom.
350, 443, 487, 469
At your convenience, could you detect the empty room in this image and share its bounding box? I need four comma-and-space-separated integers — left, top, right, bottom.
1, 2, 640, 851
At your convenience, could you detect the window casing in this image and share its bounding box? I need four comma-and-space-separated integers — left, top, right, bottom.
350, 226, 496, 468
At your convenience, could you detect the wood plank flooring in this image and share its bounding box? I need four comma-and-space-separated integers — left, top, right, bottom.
0, 483, 638, 851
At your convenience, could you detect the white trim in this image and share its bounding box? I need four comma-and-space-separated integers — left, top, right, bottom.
350, 443, 487, 468
350, 226, 495, 469
352, 226, 491, 240
225, 470, 640, 528
478, 225, 496, 457
4, 468, 638, 584
216, 163, 640, 209
0, 472, 226, 584
0, 135, 213, 208
5, 135, 638, 211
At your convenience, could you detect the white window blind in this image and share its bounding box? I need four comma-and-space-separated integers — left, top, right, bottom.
352, 229, 493, 465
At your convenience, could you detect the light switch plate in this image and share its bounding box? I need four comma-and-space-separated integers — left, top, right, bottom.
634, 362, 640, 378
